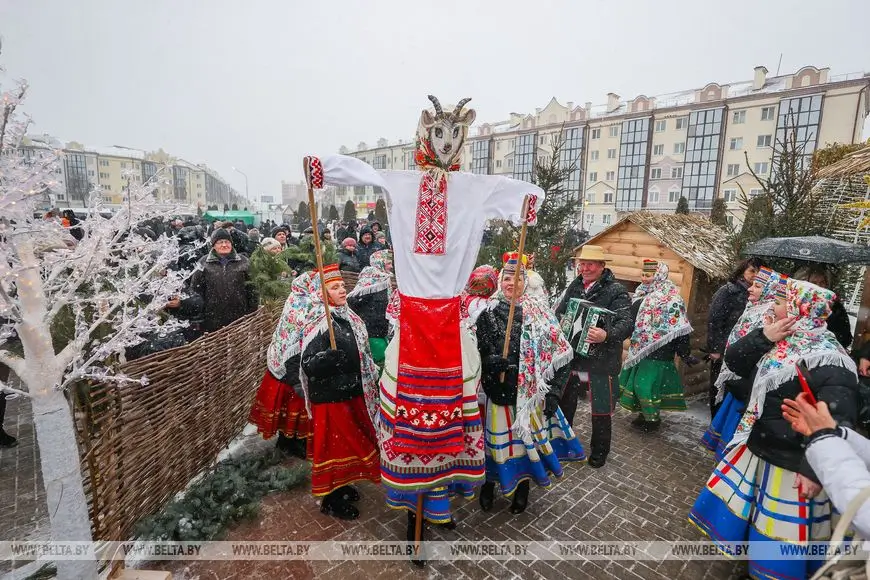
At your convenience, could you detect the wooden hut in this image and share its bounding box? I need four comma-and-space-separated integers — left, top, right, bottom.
574, 212, 735, 395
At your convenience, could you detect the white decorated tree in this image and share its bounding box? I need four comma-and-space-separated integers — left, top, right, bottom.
1, 54, 191, 579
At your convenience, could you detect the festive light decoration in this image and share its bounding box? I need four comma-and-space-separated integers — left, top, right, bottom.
837, 175, 870, 230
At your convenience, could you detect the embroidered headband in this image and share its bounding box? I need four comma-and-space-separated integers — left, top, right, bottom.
754, 266, 774, 287
320, 264, 343, 284
774, 274, 790, 300
642, 259, 658, 273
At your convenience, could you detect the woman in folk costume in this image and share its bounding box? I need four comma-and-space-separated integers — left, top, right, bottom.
248, 271, 314, 458
475, 253, 585, 514
346, 249, 394, 369
460, 265, 499, 326
689, 278, 860, 580
618, 259, 698, 433
701, 267, 785, 460
304, 95, 543, 555
299, 264, 381, 520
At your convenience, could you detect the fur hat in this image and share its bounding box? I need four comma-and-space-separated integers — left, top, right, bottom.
261, 237, 281, 252
210, 228, 232, 246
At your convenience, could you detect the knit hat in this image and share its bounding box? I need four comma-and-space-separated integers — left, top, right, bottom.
211, 228, 232, 246
261, 237, 281, 252
270, 226, 288, 238
320, 264, 343, 284
642, 259, 658, 273
342, 237, 357, 248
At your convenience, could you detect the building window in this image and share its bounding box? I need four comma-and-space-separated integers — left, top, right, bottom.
539, 136, 546, 145
64, 153, 90, 202
749, 188, 764, 198
591, 150, 599, 161
586, 213, 595, 225
676, 117, 688, 130
671, 167, 683, 179
508, 159, 514, 168
668, 187, 680, 203
606, 171, 615, 181
681, 107, 724, 210
776, 95, 823, 161
471, 140, 492, 175
496, 160, 502, 168
88, 170, 95, 177
99, 159, 109, 167
406, 152, 417, 170
559, 127, 585, 197
587, 192, 596, 203
591, 128, 601, 140
588, 171, 598, 183
607, 148, 617, 159
602, 214, 612, 225
757, 135, 772, 147
142, 161, 158, 184
604, 191, 613, 203
99, 172, 109, 179
648, 188, 660, 204
726, 215, 734, 226
732, 110, 746, 124
496, 141, 501, 150
653, 144, 664, 156
651, 168, 662, 179
727, 163, 740, 176
120, 162, 127, 169
372, 155, 387, 170
513, 133, 536, 182
761, 106, 776, 121
655, 120, 667, 132
173, 166, 189, 200
730, 137, 743, 150
615, 117, 650, 212
723, 189, 737, 202
102, 184, 111, 191
754, 162, 770, 174
674, 142, 685, 154
609, 126, 619, 137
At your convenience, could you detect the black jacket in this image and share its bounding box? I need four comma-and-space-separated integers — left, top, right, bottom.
277, 354, 303, 396
347, 288, 389, 340
725, 328, 859, 482
476, 301, 569, 406
338, 248, 361, 273
301, 315, 363, 404
555, 269, 634, 376
629, 299, 692, 362
356, 226, 385, 268
828, 298, 853, 349
190, 251, 258, 333
707, 281, 749, 355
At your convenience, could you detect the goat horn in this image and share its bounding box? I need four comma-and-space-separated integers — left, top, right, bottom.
452, 98, 472, 117
427, 95, 444, 116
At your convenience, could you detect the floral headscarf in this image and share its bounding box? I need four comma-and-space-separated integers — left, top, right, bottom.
460, 265, 498, 323
624, 262, 692, 369
488, 285, 573, 437
713, 269, 785, 402
266, 272, 316, 379
299, 273, 381, 431
728, 279, 856, 450
347, 249, 393, 300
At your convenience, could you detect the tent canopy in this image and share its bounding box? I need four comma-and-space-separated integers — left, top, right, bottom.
202, 210, 256, 225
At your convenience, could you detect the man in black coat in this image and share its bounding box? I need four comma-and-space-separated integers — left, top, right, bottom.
554, 245, 633, 468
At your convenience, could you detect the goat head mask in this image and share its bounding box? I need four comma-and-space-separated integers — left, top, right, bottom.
416, 95, 476, 170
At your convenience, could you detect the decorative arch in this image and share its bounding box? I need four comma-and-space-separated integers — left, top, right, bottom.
700, 83, 723, 102
795, 66, 821, 87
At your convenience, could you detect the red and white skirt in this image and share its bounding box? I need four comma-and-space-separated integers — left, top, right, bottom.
248, 370, 310, 441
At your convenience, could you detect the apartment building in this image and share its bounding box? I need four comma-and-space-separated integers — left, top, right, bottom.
17, 135, 243, 211
337, 64, 869, 233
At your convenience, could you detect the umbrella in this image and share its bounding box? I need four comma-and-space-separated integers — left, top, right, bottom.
743, 236, 870, 265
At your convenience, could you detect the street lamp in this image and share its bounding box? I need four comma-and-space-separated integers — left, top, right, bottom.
232, 167, 249, 205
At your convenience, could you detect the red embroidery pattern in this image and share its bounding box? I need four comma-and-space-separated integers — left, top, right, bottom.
413, 172, 448, 255
304, 156, 324, 189
525, 194, 539, 225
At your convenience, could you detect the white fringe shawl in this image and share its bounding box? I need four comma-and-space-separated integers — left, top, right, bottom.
622, 323, 693, 370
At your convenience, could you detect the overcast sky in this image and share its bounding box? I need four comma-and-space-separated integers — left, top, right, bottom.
1, 0, 868, 202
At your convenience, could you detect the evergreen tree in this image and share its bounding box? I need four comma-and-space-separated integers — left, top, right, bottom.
297, 201, 309, 221
710, 196, 728, 227
343, 199, 357, 222
223, 203, 230, 212
375, 198, 388, 225
231, 203, 239, 211
675, 196, 690, 214
328, 204, 340, 221
248, 246, 292, 304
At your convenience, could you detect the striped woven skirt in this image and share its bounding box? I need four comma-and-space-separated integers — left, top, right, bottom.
618, 359, 686, 421
483, 400, 586, 496
248, 370, 310, 441
689, 443, 833, 580
700, 392, 745, 461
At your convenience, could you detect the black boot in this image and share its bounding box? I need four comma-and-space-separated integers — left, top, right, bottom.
641, 420, 661, 434
320, 490, 359, 520
589, 415, 612, 468
509, 481, 530, 515
0, 428, 16, 449
336, 485, 360, 502
630, 414, 646, 428
478, 481, 495, 512
406, 511, 426, 568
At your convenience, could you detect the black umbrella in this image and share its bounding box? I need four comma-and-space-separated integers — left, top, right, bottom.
743, 236, 870, 265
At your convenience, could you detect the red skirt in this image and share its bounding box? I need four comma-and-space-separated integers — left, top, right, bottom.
248, 371, 310, 440
309, 395, 380, 496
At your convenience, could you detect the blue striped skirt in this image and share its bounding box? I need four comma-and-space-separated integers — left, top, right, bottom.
701, 393, 745, 461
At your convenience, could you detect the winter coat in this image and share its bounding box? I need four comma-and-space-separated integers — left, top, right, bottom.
338, 248, 361, 273
629, 299, 692, 362
300, 315, 363, 404
278, 354, 303, 396
190, 250, 258, 333
707, 281, 749, 355
828, 297, 853, 349
356, 226, 385, 268
724, 328, 859, 482
805, 427, 870, 538
555, 269, 634, 377
347, 289, 389, 340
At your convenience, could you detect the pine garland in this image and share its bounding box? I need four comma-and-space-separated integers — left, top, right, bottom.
133, 449, 309, 542
248, 246, 293, 304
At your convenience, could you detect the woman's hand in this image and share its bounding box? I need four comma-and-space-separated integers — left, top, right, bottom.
763, 317, 797, 342
781, 393, 836, 437
794, 473, 822, 499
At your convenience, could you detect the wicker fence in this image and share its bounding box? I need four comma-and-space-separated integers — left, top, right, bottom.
73, 270, 362, 542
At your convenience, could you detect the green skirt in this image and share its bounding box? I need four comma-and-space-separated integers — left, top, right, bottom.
369, 337, 388, 369
618, 359, 686, 421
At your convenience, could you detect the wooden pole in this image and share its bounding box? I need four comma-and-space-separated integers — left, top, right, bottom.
304, 160, 336, 349
414, 493, 424, 554
499, 195, 531, 383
